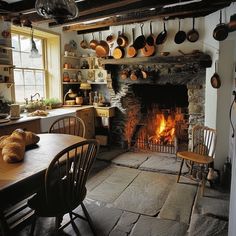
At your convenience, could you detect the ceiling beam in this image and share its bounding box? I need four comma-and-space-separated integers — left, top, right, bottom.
62, 2, 230, 32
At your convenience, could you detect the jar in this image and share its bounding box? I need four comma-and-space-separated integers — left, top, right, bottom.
75, 96, 83, 105
63, 72, 70, 82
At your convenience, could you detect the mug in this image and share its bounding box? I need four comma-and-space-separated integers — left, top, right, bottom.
10, 104, 20, 118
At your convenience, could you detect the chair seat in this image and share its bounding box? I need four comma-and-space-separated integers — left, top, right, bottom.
28, 186, 87, 217
177, 151, 214, 164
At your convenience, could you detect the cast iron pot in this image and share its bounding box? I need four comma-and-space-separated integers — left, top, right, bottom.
133, 23, 146, 50
174, 19, 186, 44
213, 10, 228, 41
156, 21, 167, 45
187, 18, 199, 43
146, 21, 155, 46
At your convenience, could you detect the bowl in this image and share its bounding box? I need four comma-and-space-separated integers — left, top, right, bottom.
68, 93, 78, 98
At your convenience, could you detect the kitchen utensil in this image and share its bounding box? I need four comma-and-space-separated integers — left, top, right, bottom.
95, 32, 109, 58
156, 21, 167, 45
80, 34, 88, 49
187, 18, 199, 43
117, 25, 129, 48
211, 62, 221, 88
174, 19, 186, 44
89, 32, 98, 50
213, 10, 228, 41
127, 28, 137, 58
146, 21, 155, 46
133, 23, 146, 50
141, 23, 155, 57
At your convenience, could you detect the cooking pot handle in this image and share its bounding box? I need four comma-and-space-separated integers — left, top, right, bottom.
140, 23, 144, 35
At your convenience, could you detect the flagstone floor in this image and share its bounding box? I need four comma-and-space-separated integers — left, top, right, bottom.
16, 149, 230, 236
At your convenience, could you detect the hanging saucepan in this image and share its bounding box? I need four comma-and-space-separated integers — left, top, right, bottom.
156, 21, 167, 45
187, 18, 199, 43
127, 28, 137, 58
213, 10, 228, 41
133, 23, 146, 50
89, 33, 99, 50
174, 19, 186, 44
117, 25, 129, 48
80, 34, 88, 49
95, 32, 109, 58
146, 21, 155, 46
211, 62, 221, 89
130, 70, 138, 81
141, 23, 155, 57
106, 33, 115, 43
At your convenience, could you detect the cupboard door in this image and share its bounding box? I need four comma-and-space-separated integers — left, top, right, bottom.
76, 108, 95, 139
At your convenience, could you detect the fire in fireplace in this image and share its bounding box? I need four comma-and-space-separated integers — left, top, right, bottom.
131, 84, 189, 153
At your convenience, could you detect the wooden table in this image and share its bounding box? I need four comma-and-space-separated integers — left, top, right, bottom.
0, 133, 86, 236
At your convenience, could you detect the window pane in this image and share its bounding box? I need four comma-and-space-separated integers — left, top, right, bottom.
11, 34, 20, 51
20, 35, 31, 53
14, 69, 24, 85
12, 51, 21, 67
14, 85, 25, 102
25, 86, 36, 98
35, 71, 44, 85
31, 57, 44, 69
24, 70, 35, 85
36, 86, 45, 98
21, 51, 33, 68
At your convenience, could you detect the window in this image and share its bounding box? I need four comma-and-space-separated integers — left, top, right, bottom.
12, 32, 46, 102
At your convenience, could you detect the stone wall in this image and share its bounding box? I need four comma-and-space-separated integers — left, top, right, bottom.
108, 65, 206, 149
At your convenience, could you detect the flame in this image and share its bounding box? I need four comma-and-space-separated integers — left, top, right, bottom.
149, 113, 176, 144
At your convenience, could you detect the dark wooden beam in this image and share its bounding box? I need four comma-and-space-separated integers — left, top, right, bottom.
62, 1, 230, 32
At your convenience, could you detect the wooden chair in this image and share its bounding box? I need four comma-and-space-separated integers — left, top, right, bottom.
176, 125, 217, 196
28, 139, 99, 235
49, 116, 86, 137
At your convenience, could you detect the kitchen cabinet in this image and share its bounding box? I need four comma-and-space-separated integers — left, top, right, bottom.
95, 107, 115, 146
0, 118, 41, 136
76, 107, 95, 139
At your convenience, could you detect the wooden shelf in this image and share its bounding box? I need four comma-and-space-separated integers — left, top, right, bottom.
63, 55, 80, 59
88, 81, 107, 84
99, 53, 212, 68
62, 82, 81, 84
0, 64, 14, 68
0, 45, 14, 50
63, 68, 80, 71
0, 82, 14, 88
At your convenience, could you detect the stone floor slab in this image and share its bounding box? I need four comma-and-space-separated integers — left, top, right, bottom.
109, 211, 139, 236
130, 215, 188, 236
139, 154, 188, 174
88, 166, 140, 203
188, 213, 228, 236
97, 148, 126, 161
111, 152, 150, 168
159, 183, 197, 224
87, 165, 117, 191
113, 172, 176, 216
194, 195, 229, 219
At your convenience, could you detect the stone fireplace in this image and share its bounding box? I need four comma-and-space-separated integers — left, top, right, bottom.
106, 58, 208, 152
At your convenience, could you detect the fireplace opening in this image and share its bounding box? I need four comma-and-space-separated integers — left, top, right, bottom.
131, 84, 189, 153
